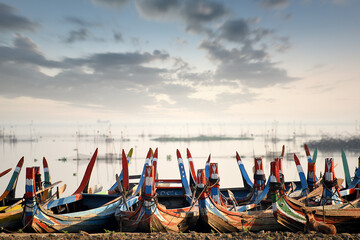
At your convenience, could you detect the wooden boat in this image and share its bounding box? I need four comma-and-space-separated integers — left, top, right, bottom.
1, 156, 66, 232
0, 157, 25, 231
22, 167, 122, 233
293, 147, 356, 202
115, 148, 199, 232
21, 148, 125, 233
196, 163, 285, 233
184, 147, 300, 207
270, 158, 360, 233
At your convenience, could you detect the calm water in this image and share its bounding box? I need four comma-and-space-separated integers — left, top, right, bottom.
1, 122, 359, 198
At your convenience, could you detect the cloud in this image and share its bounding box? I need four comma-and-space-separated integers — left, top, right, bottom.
0, 61, 158, 112
218, 19, 250, 43
136, 0, 179, 20
216, 18, 274, 45
199, 40, 297, 88
258, 0, 290, 9
64, 49, 169, 70
0, 2, 38, 32
113, 31, 124, 42
216, 90, 256, 105
0, 34, 174, 111
136, 0, 229, 35
61, 16, 105, 43
0, 33, 62, 68
175, 0, 229, 35
273, 36, 291, 52
90, 0, 129, 10
64, 28, 90, 43
64, 16, 101, 27
135, 0, 291, 89
0, 34, 255, 117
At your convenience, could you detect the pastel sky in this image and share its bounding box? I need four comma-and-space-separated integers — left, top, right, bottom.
0, 0, 359, 125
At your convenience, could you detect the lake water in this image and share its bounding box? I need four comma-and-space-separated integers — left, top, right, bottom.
1, 122, 359, 198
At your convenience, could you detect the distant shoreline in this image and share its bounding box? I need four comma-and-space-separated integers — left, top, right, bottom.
151, 135, 254, 142
307, 137, 360, 152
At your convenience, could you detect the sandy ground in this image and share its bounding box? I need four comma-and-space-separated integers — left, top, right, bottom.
0, 231, 359, 240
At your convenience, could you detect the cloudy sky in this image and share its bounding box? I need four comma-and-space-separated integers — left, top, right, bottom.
0, 0, 359, 125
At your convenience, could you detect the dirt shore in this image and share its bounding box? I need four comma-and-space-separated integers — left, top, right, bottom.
0, 231, 359, 240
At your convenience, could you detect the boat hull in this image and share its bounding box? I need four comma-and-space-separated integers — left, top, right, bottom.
272, 190, 360, 233
23, 195, 121, 233
116, 199, 199, 233
0, 205, 22, 231
198, 197, 285, 233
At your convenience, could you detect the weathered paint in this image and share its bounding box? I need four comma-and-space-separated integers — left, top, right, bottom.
176, 150, 192, 201
293, 154, 308, 197
186, 148, 197, 187
0, 157, 24, 201
209, 163, 221, 205
235, 152, 253, 189
323, 158, 342, 205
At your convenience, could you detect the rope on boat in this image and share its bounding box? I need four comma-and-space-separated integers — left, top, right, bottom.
320, 178, 345, 205
317, 177, 354, 222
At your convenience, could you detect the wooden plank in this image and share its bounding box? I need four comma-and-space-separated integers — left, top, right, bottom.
46, 193, 82, 209
297, 185, 323, 202
156, 179, 182, 183
42, 184, 67, 207
5, 180, 62, 212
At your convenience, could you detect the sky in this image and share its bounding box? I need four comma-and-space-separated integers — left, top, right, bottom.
0, 0, 359, 126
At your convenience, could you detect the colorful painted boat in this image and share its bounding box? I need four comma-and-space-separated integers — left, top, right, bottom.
115, 148, 199, 232
22, 168, 122, 233
186, 148, 300, 206
21, 148, 126, 233
0, 157, 25, 231
196, 163, 285, 233
270, 159, 360, 233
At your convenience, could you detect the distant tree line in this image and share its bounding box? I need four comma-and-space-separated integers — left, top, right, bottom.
306, 137, 360, 152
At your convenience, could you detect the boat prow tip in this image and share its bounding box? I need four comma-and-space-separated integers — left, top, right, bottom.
176, 149, 181, 159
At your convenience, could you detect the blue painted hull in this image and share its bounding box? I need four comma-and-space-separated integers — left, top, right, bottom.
23, 194, 121, 233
